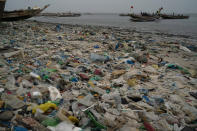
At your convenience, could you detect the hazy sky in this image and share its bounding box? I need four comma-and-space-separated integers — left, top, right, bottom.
5, 0, 197, 14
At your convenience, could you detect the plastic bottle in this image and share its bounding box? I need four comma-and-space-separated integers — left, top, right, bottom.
78, 94, 94, 106
142, 95, 154, 106
55, 24, 61, 32
30, 72, 41, 80
85, 110, 107, 130
14, 126, 28, 131
113, 92, 121, 110
115, 42, 120, 50
138, 88, 149, 95
90, 53, 109, 62
34, 109, 50, 122
126, 60, 135, 65
6, 75, 17, 91
41, 117, 60, 127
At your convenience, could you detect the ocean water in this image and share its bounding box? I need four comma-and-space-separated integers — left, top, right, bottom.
30, 14, 197, 39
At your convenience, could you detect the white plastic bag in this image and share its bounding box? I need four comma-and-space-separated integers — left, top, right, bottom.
48, 86, 62, 101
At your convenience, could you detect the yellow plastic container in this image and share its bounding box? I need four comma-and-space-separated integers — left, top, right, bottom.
32, 103, 58, 114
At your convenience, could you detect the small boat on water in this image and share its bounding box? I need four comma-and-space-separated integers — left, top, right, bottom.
130, 14, 157, 22
120, 12, 159, 18
129, 13, 141, 18
130, 7, 163, 19
141, 12, 160, 19
130, 13, 160, 20
1, 4, 49, 22
160, 14, 189, 19
119, 13, 132, 16
129, 7, 163, 22
130, 17, 156, 22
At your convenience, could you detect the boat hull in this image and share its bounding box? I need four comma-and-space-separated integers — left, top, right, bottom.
161, 14, 189, 19
130, 18, 156, 22
0, 0, 6, 21
130, 14, 157, 22
130, 13, 160, 19
119, 13, 132, 16
1, 4, 49, 22
2, 14, 35, 21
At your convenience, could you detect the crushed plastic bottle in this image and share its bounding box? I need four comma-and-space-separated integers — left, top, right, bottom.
30, 72, 41, 80
41, 117, 60, 127
5, 75, 17, 91
90, 53, 109, 62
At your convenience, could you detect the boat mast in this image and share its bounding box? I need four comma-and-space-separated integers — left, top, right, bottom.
130, 5, 134, 14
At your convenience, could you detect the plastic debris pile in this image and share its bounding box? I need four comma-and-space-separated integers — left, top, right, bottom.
0, 21, 197, 131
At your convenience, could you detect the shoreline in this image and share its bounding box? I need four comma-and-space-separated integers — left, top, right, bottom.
30, 14, 197, 40
34, 19, 197, 49
29, 18, 197, 41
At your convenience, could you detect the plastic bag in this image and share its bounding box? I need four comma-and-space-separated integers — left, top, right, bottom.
48, 86, 62, 101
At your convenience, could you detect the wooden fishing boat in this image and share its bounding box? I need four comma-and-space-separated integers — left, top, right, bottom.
0, 0, 6, 20
119, 13, 132, 16
130, 8, 163, 19
1, 4, 49, 22
130, 17, 156, 22
160, 14, 189, 19
130, 13, 160, 19
141, 12, 160, 19
130, 13, 141, 18
130, 14, 157, 22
